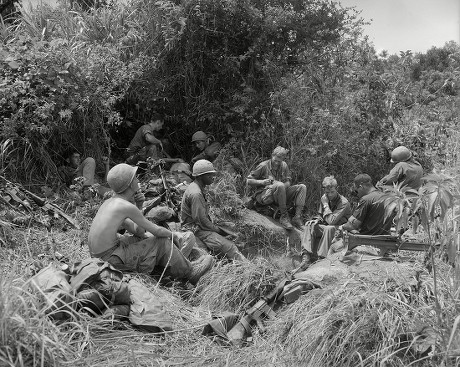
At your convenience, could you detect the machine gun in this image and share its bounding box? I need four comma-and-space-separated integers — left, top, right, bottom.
226, 266, 320, 345
0, 176, 80, 229
344, 232, 432, 253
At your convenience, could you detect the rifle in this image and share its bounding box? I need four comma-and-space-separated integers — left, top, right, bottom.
344, 232, 432, 253
139, 159, 186, 223
226, 278, 287, 344
226, 264, 320, 344
0, 176, 80, 229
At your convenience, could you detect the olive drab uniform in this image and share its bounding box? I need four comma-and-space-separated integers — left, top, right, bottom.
301, 193, 352, 258
191, 141, 222, 164
247, 159, 306, 228
58, 157, 96, 187
180, 181, 243, 260
379, 159, 423, 190
126, 124, 161, 165
354, 190, 394, 235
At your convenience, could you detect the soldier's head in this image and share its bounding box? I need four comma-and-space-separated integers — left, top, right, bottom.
148, 112, 164, 131
271, 146, 288, 170
192, 159, 216, 186
390, 146, 412, 163
191, 131, 209, 151
64, 149, 82, 169
353, 174, 373, 198
107, 164, 139, 194
322, 176, 338, 200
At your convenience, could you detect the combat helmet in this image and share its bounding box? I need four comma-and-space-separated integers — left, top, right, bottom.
391, 146, 412, 163
107, 164, 138, 193
191, 131, 208, 143
192, 160, 216, 177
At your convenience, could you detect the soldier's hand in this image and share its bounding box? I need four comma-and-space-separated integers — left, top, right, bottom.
321, 195, 329, 206
171, 232, 182, 247
134, 190, 145, 204
305, 219, 319, 226
262, 178, 273, 186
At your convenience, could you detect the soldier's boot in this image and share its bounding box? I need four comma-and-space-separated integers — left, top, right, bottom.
279, 209, 293, 230
291, 206, 304, 229
299, 251, 312, 271
188, 255, 214, 285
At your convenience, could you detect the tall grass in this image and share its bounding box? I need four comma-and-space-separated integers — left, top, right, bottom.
0, 272, 85, 366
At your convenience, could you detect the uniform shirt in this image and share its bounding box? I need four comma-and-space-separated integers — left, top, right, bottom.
353, 190, 394, 235
191, 142, 222, 164
58, 165, 78, 186
380, 160, 423, 190
127, 124, 159, 154
180, 181, 220, 233
318, 193, 352, 225
247, 158, 292, 196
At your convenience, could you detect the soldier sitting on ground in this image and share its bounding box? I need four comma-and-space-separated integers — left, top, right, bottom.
126, 113, 165, 166
246, 146, 306, 230
88, 163, 214, 285
181, 159, 247, 261
58, 149, 110, 199
190, 131, 222, 165
341, 173, 395, 235
301, 176, 352, 266
377, 145, 423, 191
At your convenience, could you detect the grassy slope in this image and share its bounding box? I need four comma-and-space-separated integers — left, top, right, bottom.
0, 196, 459, 367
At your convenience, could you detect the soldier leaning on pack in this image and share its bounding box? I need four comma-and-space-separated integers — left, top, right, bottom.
180, 160, 247, 261
88, 163, 214, 285
377, 145, 423, 191
190, 131, 222, 165
58, 149, 97, 188
246, 146, 306, 230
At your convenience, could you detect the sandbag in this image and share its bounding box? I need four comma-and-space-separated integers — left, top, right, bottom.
145, 205, 175, 223
128, 279, 173, 332
29, 263, 73, 320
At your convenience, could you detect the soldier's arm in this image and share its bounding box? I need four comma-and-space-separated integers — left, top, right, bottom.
247, 165, 270, 187
379, 165, 402, 186
190, 194, 222, 233
342, 216, 362, 232
144, 132, 163, 146
324, 200, 351, 225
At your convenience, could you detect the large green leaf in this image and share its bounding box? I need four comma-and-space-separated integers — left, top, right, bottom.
439, 187, 454, 220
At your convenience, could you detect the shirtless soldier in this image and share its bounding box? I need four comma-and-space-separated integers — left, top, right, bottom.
88, 163, 213, 285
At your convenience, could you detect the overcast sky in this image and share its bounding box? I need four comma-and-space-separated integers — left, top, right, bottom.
339, 0, 460, 55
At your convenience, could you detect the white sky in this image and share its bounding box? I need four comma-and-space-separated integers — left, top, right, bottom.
339, 0, 460, 54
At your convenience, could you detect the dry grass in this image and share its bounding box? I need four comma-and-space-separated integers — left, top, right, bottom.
190, 258, 283, 314
1, 196, 460, 366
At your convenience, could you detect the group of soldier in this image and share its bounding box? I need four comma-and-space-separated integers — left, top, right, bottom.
59, 114, 424, 285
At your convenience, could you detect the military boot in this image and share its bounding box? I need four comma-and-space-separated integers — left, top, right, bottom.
291, 215, 304, 229
279, 212, 293, 230
291, 206, 304, 229
188, 255, 214, 285
299, 252, 312, 271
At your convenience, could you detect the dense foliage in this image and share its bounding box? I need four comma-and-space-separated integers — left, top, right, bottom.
0, 0, 459, 209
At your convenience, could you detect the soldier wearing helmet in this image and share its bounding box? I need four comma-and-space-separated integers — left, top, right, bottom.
180, 160, 247, 261
88, 163, 214, 285
126, 113, 165, 165
247, 146, 307, 229
191, 131, 222, 164
377, 145, 423, 190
